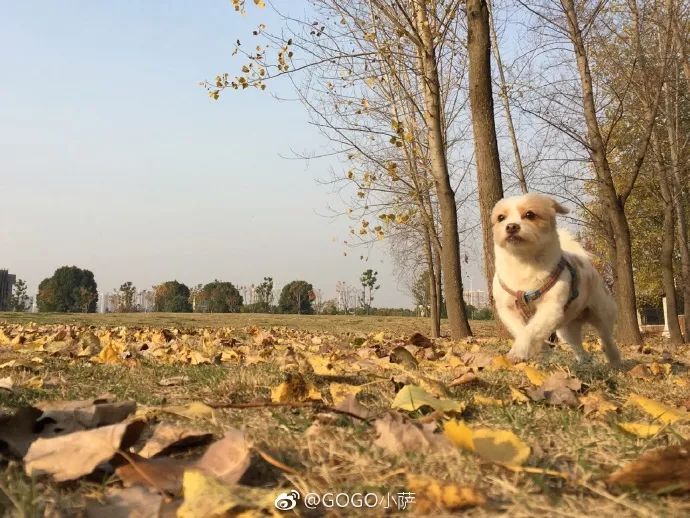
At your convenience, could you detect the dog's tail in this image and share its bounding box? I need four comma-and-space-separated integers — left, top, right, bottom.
557, 229, 591, 258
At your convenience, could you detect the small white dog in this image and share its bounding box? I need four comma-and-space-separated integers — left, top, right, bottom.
491, 193, 621, 365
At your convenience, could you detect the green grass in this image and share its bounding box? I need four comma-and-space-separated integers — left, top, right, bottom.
0, 311, 498, 337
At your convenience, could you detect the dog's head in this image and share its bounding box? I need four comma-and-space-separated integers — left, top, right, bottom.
491, 194, 569, 251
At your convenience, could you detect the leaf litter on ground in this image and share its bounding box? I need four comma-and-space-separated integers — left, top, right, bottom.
2, 321, 690, 515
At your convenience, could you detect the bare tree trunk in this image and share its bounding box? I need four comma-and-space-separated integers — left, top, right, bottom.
657, 161, 684, 343
664, 77, 690, 341
423, 227, 440, 338
561, 0, 643, 344
466, 0, 505, 300
487, 0, 527, 193
413, 0, 471, 339
433, 243, 443, 328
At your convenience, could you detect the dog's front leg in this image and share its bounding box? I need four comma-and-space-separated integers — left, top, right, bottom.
508, 307, 564, 362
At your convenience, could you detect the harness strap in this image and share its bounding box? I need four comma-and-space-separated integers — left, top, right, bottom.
498, 257, 578, 323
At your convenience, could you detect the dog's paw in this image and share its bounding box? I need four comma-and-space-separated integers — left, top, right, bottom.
506, 348, 529, 364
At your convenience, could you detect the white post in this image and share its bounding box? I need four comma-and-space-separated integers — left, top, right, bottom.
662, 296, 670, 338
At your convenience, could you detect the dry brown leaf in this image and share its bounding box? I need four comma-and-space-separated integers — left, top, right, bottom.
194, 429, 251, 484
36, 397, 136, 433
0, 376, 13, 391
389, 346, 419, 369
448, 371, 477, 387
580, 392, 619, 418
117, 455, 190, 494
649, 362, 672, 376
460, 351, 493, 370
527, 372, 581, 407
629, 363, 672, 380
24, 420, 145, 481
608, 441, 690, 493
628, 364, 653, 380
334, 394, 374, 419
158, 375, 190, 386
407, 474, 486, 513
252, 329, 274, 346
374, 413, 450, 455
117, 429, 250, 493
138, 424, 213, 459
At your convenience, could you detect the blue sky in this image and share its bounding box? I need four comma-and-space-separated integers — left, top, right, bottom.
0, 1, 440, 306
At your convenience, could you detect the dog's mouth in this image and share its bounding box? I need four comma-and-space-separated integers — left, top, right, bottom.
505, 234, 524, 244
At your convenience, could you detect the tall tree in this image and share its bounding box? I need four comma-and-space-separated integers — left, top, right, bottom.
154, 281, 192, 313
279, 280, 314, 314
466, 0, 505, 300
9, 279, 31, 312
359, 269, 380, 311
209, 0, 473, 339
254, 277, 274, 312
37, 266, 98, 313
117, 282, 137, 313
521, 0, 673, 344
195, 281, 243, 313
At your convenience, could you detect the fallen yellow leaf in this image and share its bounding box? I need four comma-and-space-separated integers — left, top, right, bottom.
626, 394, 689, 424
489, 355, 512, 370
407, 474, 485, 512
271, 373, 322, 403
509, 386, 530, 404
161, 402, 216, 421
473, 394, 504, 406
444, 420, 530, 466
618, 422, 665, 438
308, 355, 337, 376
392, 385, 465, 414
372, 331, 385, 343
520, 365, 548, 386
178, 470, 246, 518
329, 383, 362, 405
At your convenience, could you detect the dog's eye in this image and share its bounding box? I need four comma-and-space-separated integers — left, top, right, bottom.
497, 214, 506, 222
524, 211, 536, 220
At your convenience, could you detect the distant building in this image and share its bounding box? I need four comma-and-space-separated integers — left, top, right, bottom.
137, 290, 155, 312
0, 270, 16, 311
464, 289, 490, 309
101, 292, 120, 313
100, 288, 155, 312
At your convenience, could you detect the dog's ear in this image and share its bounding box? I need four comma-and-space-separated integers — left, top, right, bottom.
552, 200, 569, 215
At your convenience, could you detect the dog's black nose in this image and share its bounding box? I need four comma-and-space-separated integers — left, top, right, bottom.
506, 223, 520, 234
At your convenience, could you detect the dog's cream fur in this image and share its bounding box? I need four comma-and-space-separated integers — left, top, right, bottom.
491, 193, 621, 365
